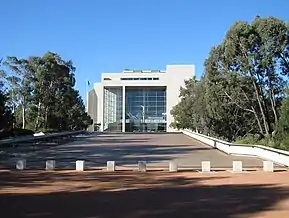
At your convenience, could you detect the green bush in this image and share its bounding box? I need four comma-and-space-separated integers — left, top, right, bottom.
273, 135, 289, 151
0, 130, 13, 139
235, 134, 261, 145
234, 133, 289, 151
235, 134, 278, 148
12, 128, 34, 137
0, 128, 35, 140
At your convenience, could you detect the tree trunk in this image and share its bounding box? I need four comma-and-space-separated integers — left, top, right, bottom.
266, 70, 278, 126
35, 101, 41, 130
269, 88, 278, 123
44, 107, 48, 131
22, 104, 25, 129
252, 79, 270, 136
251, 106, 264, 135
241, 90, 264, 135
256, 73, 273, 135
238, 40, 270, 135
279, 53, 289, 72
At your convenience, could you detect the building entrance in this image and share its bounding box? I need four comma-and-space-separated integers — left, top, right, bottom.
125, 86, 167, 132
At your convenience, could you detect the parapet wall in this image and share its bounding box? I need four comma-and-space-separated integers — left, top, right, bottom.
182, 129, 289, 167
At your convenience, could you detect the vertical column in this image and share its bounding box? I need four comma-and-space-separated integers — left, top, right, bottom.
100, 85, 104, 131
95, 84, 103, 131
122, 86, 126, 132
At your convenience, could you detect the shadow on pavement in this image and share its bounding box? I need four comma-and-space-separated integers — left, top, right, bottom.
0, 171, 289, 218
0, 133, 264, 170
1, 140, 211, 169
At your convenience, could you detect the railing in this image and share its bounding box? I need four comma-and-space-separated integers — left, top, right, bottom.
182, 129, 289, 167
0, 130, 86, 146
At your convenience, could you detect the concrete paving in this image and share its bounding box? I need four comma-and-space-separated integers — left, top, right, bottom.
1, 133, 265, 170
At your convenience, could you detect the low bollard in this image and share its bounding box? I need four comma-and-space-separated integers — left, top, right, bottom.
263, 160, 274, 172
138, 161, 146, 172
16, 159, 26, 170
46, 160, 56, 171
201, 161, 211, 173
232, 161, 243, 173
76, 160, 85, 171
169, 161, 178, 172
107, 161, 115, 172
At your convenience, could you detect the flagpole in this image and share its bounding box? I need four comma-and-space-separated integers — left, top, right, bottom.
85, 79, 89, 94
85, 79, 89, 112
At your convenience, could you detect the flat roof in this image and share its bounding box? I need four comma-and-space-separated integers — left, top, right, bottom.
123, 69, 166, 73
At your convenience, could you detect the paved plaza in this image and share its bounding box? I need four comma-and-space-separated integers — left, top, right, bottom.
1, 133, 289, 218
1, 133, 265, 170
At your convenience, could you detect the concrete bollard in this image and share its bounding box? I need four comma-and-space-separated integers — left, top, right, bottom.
232, 161, 243, 173
263, 160, 274, 172
107, 161, 115, 172
138, 161, 146, 172
169, 161, 178, 172
16, 159, 26, 170
46, 160, 56, 171
76, 160, 85, 171
201, 161, 211, 173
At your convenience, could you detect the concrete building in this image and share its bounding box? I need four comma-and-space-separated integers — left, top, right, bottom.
87, 64, 195, 132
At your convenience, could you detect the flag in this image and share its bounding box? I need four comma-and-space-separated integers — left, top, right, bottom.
87, 80, 90, 86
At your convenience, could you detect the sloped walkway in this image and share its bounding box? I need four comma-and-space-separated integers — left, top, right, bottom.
1, 133, 265, 169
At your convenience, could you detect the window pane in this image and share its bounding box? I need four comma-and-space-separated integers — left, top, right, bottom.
125, 87, 166, 132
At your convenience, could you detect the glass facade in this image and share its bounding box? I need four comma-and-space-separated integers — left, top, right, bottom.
125, 86, 167, 132
103, 87, 123, 132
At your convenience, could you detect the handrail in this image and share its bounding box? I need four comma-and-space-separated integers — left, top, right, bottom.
0, 130, 85, 145
184, 129, 289, 156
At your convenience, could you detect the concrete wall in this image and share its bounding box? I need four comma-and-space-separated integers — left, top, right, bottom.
166, 65, 195, 131
182, 129, 289, 167
94, 83, 103, 130
87, 64, 195, 132
87, 89, 97, 131
87, 89, 97, 121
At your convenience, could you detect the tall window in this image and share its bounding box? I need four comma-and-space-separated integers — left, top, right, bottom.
125, 86, 166, 132
103, 87, 123, 132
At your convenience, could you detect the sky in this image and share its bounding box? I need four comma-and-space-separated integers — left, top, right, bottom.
0, 0, 288, 100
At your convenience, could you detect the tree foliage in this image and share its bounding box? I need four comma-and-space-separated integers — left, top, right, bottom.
275, 89, 289, 150
0, 59, 14, 130
171, 16, 289, 149
0, 52, 92, 133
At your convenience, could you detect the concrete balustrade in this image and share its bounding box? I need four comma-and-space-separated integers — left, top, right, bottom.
107, 161, 115, 172
169, 161, 178, 172
16, 159, 26, 170
138, 161, 146, 172
76, 160, 85, 171
46, 160, 56, 170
